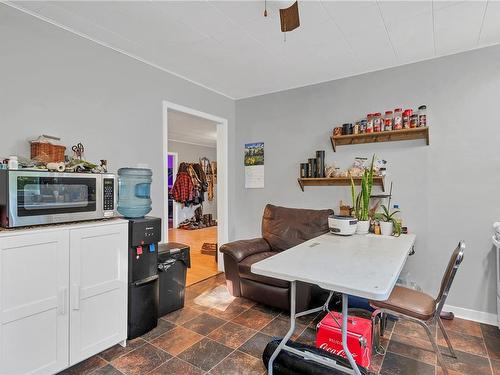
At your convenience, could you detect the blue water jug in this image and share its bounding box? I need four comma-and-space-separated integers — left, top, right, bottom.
117, 167, 153, 218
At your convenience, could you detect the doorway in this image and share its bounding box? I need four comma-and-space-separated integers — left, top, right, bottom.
167, 152, 178, 230
162, 101, 228, 286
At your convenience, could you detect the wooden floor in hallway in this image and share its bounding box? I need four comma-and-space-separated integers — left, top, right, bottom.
168, 226, 220, 286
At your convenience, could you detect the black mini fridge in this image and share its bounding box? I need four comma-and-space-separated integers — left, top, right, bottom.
127, 217, 161, 339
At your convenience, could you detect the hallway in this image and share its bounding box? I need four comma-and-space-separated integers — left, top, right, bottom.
168, 226, 220, 286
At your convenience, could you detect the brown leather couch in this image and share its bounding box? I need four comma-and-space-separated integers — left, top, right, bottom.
220, 204, 333, 312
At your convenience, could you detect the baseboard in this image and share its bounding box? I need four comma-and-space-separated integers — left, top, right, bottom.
444, 304, 498, 326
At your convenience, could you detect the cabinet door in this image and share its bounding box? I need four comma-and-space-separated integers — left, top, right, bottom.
0, 230, 69, 375
69, 223, 128, 365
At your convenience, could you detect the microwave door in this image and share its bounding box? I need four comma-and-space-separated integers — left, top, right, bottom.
9, 171, 103, 227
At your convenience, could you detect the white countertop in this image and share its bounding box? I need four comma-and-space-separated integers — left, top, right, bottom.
0, 217, 128, 238
251, 233, 416, 301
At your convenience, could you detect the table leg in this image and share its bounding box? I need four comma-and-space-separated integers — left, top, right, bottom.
268, 280, 297, 375
342, 293, 361, 375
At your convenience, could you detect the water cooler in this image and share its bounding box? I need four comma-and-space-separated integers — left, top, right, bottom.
127, 217, 161, 339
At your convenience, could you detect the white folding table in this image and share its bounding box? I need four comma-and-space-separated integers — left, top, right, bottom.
251, 233, 416, 375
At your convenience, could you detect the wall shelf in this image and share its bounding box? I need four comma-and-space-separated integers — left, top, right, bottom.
297, 176, 385, 192
330, 127, 429, 152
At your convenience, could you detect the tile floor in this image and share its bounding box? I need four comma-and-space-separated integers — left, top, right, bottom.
59, 274, 500, 375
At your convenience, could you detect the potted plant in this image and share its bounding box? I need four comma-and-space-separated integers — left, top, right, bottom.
375, 205, 401, 236
350, 155, 375, 234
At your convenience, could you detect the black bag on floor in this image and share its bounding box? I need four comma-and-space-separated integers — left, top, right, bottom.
262, 338, 369, 375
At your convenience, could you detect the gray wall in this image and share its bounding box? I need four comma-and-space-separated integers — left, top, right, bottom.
168, 140, 217, 221
3, 3, 498, 316
0, 5, 235, 233
235, 45, 500, 316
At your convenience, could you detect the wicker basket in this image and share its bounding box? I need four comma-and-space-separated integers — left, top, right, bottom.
30, 142, 66, 163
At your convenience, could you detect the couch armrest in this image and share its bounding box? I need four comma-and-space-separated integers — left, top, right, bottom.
220, 238, 271, 263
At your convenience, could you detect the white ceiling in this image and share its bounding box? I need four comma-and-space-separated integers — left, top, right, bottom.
8, 1, 500, 99
168, 109, 217, 148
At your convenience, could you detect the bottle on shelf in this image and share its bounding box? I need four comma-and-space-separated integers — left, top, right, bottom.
373, 112, 382, 132
402, 109, 412, 129
393, 108, 403, 130
384, 111, 393, 131
418, 105, 427, 127
366, 114, 374, 133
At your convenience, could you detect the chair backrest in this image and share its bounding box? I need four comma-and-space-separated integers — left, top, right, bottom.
261, 204, 333, 252
435, 241, 465, 311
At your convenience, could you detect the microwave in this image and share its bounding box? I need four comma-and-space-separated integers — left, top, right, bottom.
0, 170, 116, 228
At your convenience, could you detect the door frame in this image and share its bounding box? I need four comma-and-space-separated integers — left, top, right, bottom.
166, 152, 179, 229
162, 101, 228, 272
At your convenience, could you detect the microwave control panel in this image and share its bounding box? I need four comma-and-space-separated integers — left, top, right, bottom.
103, 178, 115, 211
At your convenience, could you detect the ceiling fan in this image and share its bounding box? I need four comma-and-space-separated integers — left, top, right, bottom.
264, 1, 301, 40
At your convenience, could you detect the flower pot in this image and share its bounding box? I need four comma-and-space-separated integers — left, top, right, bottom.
380, 221, 394, 236
356, 220, 370, 235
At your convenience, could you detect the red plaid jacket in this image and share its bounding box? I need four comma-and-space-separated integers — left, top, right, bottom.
171, 172, 194, 203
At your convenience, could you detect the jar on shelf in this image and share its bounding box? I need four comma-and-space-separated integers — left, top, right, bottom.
410, 114, 418, 128
373, 112, 382, 132
418, 105, 427, 127
342, 123, 353, 135
393, 108, 403, 130
366, 114, 374, 133
353, 122, 360, 135
384, 111, 393, 131
403, 109, 412, 129
359, 119, 367, 133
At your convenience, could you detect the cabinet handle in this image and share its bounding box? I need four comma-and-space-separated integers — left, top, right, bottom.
72, 284, 80, 310
58, 287, 67, 315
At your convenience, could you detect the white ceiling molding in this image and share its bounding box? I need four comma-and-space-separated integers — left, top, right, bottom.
5, 1, 500, 99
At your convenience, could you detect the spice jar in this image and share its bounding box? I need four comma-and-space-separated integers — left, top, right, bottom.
333, 127, 342, 136
353, 122, 360, 135
373, 113, 382, 132
300, 163, 309, 178
393, 108, 403, 130
410, 114, 418, 128
359, 120, 367, 133
366, 114, 373, 133
342, 123, 353, 135
384, 111, 393, 131
403, 109, 412, 129
418, 105, 427, 127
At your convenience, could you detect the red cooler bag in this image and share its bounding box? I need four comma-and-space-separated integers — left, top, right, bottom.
316, 312, 372, 368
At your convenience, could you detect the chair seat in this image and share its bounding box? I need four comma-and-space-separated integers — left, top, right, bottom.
238, 252, 290, 288
370, 285, 436, 321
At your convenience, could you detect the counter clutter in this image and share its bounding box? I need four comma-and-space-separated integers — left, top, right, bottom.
0, 135, 108, 173
342, 156, 405, 237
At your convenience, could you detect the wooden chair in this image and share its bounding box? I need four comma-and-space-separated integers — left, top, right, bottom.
370, 242, 465, 375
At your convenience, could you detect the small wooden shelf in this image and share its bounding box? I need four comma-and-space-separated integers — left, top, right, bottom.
330, 127, 429, 152
297, 176, 385, 192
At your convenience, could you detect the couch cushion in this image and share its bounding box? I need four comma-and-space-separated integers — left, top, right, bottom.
262, 204, 334, 252
238, 252, 289, 288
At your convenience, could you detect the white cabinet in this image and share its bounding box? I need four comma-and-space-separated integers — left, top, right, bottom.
69, 224, 127, 365
0, 220, 128, 375
0, 230, 69, 375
